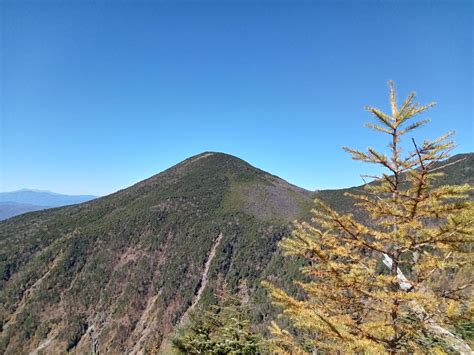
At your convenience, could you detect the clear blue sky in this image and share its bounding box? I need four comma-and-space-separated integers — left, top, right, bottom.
1, 0, 472, 196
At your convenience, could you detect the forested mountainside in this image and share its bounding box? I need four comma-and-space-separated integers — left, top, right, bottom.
0, 152, 472, 354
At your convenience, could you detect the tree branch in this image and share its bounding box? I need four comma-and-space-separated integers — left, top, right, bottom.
381, 254, 472, 353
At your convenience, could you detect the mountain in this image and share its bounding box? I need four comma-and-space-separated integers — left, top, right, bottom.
0, 190, 97, 220
0, 152, 472, 354
0, 189, 97, 207
0, 202, 47, 221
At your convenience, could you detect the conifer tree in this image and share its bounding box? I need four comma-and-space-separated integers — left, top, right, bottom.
172, 292, 268, 354
264, 82, 473, 354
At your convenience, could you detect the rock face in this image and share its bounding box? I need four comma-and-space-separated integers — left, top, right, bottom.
0, 152, 471, 354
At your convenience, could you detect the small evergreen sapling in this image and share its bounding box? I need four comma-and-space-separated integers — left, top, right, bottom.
172, 292, 268, 354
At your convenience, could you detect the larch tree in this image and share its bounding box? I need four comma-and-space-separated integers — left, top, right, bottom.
263, 82, 473, 354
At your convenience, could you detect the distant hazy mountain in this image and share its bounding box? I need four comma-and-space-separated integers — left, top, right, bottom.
0, 189, 97, 220
0, 189, 97, 207
0, 202, 47, 221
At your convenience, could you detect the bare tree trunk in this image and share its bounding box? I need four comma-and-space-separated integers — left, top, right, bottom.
382, 254, 472, 354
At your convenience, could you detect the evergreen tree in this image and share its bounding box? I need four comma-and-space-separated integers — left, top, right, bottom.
264, 82, 473, 354
172, 292, 268, 354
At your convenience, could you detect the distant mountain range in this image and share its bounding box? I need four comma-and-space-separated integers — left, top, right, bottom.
0, 189, 97, 220
0, 152, 472, 353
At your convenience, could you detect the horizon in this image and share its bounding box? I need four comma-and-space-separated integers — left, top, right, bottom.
1, 150, 473, 197
0, 187, 97, 196
2, 0, 473, 196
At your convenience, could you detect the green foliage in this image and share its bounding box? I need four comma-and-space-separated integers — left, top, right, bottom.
172, 294, 269, 354
61, 314, 88, 351
0, 152, 310, 353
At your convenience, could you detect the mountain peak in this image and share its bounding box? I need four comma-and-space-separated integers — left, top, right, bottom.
177, 151, 250, 168
0, 152, 472, 354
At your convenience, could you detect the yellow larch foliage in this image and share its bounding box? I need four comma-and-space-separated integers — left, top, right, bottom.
264, 82, 473, 354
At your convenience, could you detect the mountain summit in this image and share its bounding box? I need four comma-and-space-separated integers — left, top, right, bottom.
0, 152, 314, 353
0, 152, 472, 354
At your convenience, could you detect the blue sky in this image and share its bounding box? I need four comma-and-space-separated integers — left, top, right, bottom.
1, 0, 472, 196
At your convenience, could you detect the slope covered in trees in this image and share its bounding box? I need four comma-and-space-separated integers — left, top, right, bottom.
0, 152, 313, 353
0, 151, 472, 353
